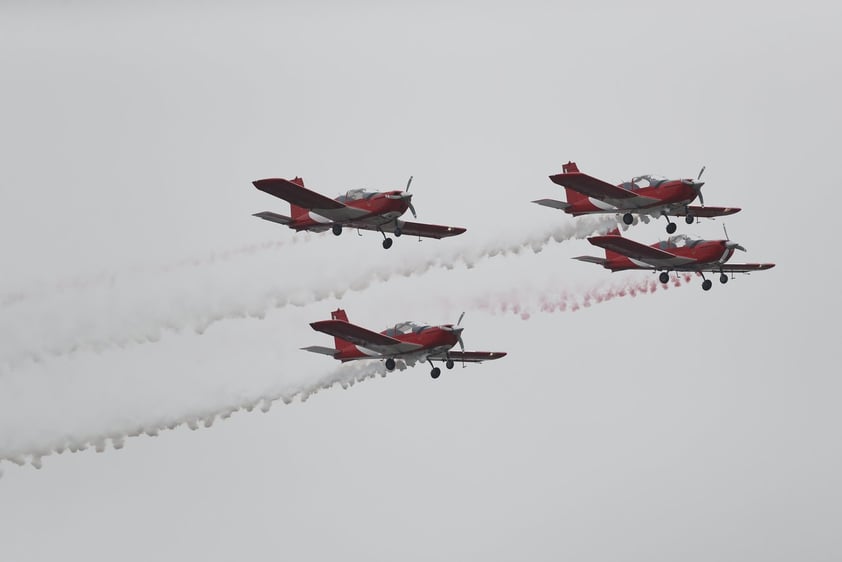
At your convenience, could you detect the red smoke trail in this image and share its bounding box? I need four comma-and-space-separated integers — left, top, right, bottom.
478, 274, 694, 319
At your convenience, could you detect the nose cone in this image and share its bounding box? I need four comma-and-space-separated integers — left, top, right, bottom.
726, 240, 746, 252
683, 179, 705, 205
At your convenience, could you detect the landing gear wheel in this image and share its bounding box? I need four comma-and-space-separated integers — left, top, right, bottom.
446, 360, 455, 370
385, 358, 396, 371
382, 238, 393, 249
430, 367, 441, 379
394, 227, 402, 237
659, 272, 670, 284
720, 273, 729, 284
702, 279, 713, 291
666, 222, 677, 234
685, 214, 694, 224
622, 213, 634, 225
332, 224, 342, 236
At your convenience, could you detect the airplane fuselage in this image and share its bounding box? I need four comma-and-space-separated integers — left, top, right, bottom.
291, 190, 410, 230
607, 240, 736, 271
335, 325, 461, 361
567, 180, 698, 216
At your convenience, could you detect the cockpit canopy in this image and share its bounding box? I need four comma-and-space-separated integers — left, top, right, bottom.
620, 174, 670, 191
657, 234, 703, 250
338, 188, 379, 202
383, 321, 432, 336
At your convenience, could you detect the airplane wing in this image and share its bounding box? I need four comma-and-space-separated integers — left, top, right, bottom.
253, 178, 345, 210
427, 351, 507, 363
309, 320, 423, 355
253, 178, 370, 223
672, 206, 742, 218
549, 171, 659, 208
680, 263, 776, 273
383, 221, 466, 239
587, 235, 696, 266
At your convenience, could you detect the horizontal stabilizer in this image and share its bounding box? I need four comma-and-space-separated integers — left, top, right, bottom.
253, 211, 292, 225
301, 345, 338, 357
532, 198, 571, 211
573, 255, 608, 266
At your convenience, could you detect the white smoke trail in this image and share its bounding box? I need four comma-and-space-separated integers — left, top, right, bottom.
1, 217, 614, 370
0, 235, 320, 310
0, 359, 414, 474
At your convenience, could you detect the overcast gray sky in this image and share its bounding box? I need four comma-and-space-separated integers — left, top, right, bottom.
1, 1, 840, 561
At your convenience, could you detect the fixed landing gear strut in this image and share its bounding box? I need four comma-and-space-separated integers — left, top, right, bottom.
662, 212, 677, 234
427, 358, 442, 379
377, 227, 393, 249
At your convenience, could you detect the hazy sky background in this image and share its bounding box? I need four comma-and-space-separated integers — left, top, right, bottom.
1, 2, 840, 560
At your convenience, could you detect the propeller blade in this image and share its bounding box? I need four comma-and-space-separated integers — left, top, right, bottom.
405, 175, 413, 193
697, 165, 706, 180
723, 223, 730, 241
457, 311, 465, 326
698, 190, 705, 207
408, 201, 417, 218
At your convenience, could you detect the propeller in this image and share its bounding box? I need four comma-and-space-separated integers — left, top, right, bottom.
442, 312, 466, 366
405, 176, 417, 218
387, 176, 416, 217
722, 223, 746, 252
686, 165, 706, 206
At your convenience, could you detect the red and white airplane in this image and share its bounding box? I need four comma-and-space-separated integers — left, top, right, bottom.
534, 161, 741, 233
303, 309, 507, 378
574, 227, 775, 291
251, 176, 466, 249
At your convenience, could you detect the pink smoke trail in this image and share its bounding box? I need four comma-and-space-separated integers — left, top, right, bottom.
476, 274, 695, 319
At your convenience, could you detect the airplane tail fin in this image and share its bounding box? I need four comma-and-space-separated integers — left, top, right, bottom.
557, 162, 589, 206
289, 177, 309, 220
602, 227, 624, 261
575, 226, 621, 268
329, 309, 355, 352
